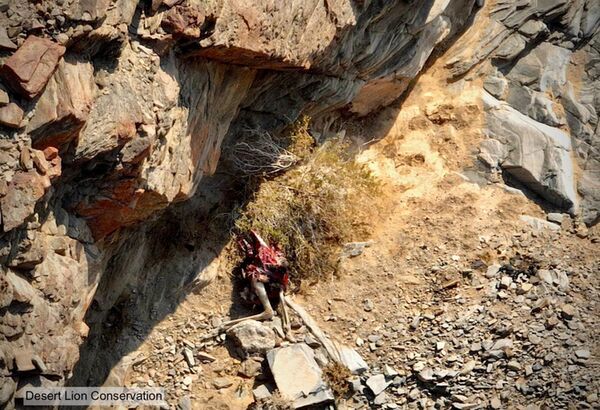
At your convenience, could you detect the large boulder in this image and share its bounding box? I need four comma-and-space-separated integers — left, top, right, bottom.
226, 320, 277, 355
27, 57, 97, 150
454, 0, 599, 223
0, 36, 65, 99
482, 92, 577, 211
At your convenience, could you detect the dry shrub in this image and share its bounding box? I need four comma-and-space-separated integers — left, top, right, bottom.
323, 362, 352, 398
230, 129, 299, 175
235, 117, 380, 283
230, 116, 314, 176
281, 115, 314, 159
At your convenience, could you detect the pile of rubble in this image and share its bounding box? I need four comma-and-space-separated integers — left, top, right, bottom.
327, 220, 599, 409
121, 211, 599, 409
127, 308, 369, 409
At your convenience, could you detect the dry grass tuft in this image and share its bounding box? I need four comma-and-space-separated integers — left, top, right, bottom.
234, 117, 380, 284
323, 362, 353, 398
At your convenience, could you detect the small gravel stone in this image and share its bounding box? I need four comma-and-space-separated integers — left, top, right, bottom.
499, 276, 513, 289
490, 397, 502, 409
460, 360, 477, 375
486, 264, 501, 278
507, 360, 521, 371
383, 364, 398, 377
413, 362, 426, 372
417, 368, 435, 382
546, 213, 564, 224
560, 304, 576, 320
213, 378, 233, 389
574, 349, 590, 359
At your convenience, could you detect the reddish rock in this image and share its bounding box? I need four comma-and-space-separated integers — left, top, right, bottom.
42, 147, 61, 179
0, 103, 24, 128
31, 150, 50, 175
43, 147, 59, 161
47, 155, 62, 180
1, 36, 66, 99
162, 4, 206, 38
0, 171, 48, 232
76, 181, 168, 239
32, 147, 62, 180
27, 58, 96, 150
19, 147, 33, 171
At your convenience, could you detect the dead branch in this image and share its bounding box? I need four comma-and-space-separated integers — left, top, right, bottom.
231, 128, 299, 175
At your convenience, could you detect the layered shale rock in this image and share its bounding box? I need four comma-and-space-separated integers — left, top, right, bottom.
482, 92, 577, 209
0, 0, 598, 407
448, 0, 600, 222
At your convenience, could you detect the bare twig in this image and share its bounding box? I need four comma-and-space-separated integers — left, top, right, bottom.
231, 128, 299, 175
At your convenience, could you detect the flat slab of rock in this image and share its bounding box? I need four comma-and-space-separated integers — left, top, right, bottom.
0, 103, 24, 128
253, 384, 273, 401
0, 88, 8, 105
0, 26, 16, 51
520, 215, 561, 232
226, 320, 276, 354
334, 342, 369, 374
1, 36, 66, 99
267, 343, 334, 409
14, 349, 36, 372
366, 374, 391, 396
546, 212, 565, 224
212, 377, 232, 389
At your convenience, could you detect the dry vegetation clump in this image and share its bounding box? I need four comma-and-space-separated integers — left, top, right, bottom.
230, 129, 300, 175
230, 116, 314, 176
235, 117, 380, 283
323, 362, 353, 398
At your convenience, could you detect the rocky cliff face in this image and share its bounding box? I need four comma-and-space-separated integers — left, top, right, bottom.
452, 0, 600, 223
0, 0, 598, 405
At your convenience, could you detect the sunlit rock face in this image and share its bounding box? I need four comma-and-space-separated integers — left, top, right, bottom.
0, 0, 598, 405
458, 0, 600, 223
